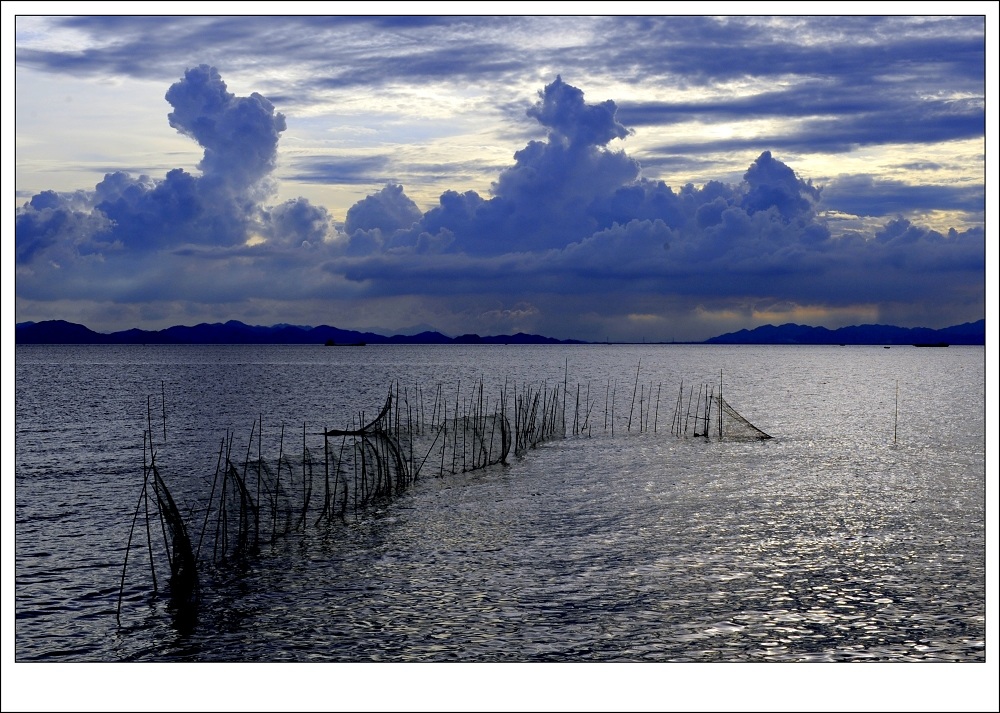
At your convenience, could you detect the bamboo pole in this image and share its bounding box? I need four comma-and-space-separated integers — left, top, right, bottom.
118, 445, 156, 624
627, 361, 640, 432
719, 370, 723, 439
274, 425, 284, 536
638, 384, 644, 433
894, 380, 899, 444
704, 386, 713, 438
197, 438, 225, 559
604, 378, 610, 431
256, 415, 262, 547
563, 358, 568, 435
654, 383, 661, 434
141, 432, 157, 592
453, 381, 460, 474
323, 424, 330, 521
440, 399, 447, 476
161, 381, 167, 442
684, 383, 690, 436
611, 381, 616, 437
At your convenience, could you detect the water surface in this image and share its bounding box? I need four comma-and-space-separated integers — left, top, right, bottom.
14, 344, 985, 665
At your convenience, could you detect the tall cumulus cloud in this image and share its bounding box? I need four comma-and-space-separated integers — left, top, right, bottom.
344, 78, 839, 267
16, 64, 330, 267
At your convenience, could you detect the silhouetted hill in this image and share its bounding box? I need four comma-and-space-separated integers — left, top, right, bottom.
14, 320, 585, 345
15, 318, 984, 346
705, 320, 984, 345
13, 320, 110, 344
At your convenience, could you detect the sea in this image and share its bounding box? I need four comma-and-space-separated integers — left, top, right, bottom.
9, 343, 991, 709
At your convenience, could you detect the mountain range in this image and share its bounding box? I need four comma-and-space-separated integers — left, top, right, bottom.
704, 320, 984, 345
13, 319, 985, 345
12, 320, 585, 345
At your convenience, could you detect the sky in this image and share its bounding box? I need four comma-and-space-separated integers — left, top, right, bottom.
7, 6, 995, 343
3, 6, 997, 709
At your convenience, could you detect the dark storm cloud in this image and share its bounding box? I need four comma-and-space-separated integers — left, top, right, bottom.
322, 70, 982, 338
15, 16, 257, 80
333, 72, 829, 264
525, 76, 631, 148
603, 16, 984, 159
791, 101, 983, 150
617, 90, 881, 127
20, 16, 983, 123
362, 16, 459, 29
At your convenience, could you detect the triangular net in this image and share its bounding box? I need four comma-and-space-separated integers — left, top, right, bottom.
715, 395, 772, 441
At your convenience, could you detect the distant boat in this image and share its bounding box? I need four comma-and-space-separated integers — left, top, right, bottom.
913, 342, 949, 347
883, 346, 891, 349
325, 339, 365, 346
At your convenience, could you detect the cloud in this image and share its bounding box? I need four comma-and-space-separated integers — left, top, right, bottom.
640, 92, 984, 156
818, 175, 985, 218
15, 17, 984, 234
14, 16, 538, 100
526, 75, 631, 148
165, 64, 286, 190
265, 199, 332, 247
16, 64, 330, 267
602, 16, 984, 86
741, 150, 821, 220
14, 189, 113, 265
332, 82, 981, 330
343, 76, 643, 255
284, 155, 393, 185
484, 78, 640, 250
14, 67, 985, 341
344, 183, 421, 236
342, 184, 424, 256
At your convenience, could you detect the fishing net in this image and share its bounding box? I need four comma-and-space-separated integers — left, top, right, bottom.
715, 396, 772, 441
670, 384, 772, 441
402, 412, 512, 478
120, 374, 772, 628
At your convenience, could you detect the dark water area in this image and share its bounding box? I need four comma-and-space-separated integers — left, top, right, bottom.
8, 344, 992, 709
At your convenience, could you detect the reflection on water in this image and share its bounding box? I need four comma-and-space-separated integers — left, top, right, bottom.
15, 345, 985, 662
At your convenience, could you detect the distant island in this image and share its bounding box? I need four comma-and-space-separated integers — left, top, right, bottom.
703, 320, 984, 346
13, 318, 985, 346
